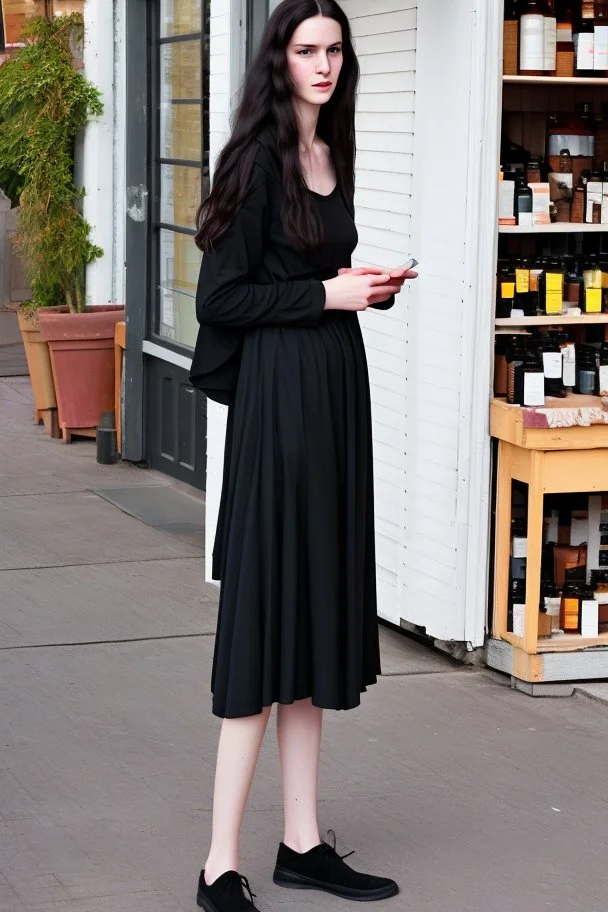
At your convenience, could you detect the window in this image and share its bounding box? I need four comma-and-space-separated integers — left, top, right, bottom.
154, 0, 209, 348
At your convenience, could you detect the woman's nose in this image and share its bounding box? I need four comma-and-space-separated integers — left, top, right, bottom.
316, 53, 330, 74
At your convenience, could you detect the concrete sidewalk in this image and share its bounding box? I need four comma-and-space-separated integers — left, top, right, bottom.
2, 375, 608, 912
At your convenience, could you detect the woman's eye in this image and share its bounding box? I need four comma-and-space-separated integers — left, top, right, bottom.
329, 47, 341, 54
297, 49, 311, 56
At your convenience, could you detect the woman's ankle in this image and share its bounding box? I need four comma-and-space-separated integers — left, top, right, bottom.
282, 833, 321, 855
204, 856, 240, 886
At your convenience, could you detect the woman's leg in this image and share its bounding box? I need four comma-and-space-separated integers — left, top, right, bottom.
276, 698, 323, 853
204, 707, 272, 885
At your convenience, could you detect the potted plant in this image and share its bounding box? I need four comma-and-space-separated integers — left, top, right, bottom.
0, 13, 124, 443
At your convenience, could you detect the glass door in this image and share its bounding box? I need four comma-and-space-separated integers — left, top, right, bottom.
152, 0, 209, 350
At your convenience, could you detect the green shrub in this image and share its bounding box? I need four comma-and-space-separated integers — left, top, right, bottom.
0, 14, 104, 312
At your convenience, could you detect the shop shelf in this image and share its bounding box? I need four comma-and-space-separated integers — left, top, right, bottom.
495, 314, 608, 327
503, 75, 608, 86
499, 223, 608, 234
536, 633, 608, 652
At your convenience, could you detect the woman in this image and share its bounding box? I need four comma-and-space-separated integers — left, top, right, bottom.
191, 2, 417, 909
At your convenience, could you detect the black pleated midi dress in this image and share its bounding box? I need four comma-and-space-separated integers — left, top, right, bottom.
192, 129, 395, 719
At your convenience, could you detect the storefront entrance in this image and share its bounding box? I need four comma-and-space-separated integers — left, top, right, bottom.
124, 0, 270, 490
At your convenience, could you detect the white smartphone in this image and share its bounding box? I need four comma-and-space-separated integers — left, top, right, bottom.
399, 257, 419, 270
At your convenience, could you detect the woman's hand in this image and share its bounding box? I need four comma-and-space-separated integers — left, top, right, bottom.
322, 272, 403, 312
337, 265, 417, 305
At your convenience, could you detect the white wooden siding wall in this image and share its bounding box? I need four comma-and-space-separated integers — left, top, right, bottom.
402, 0, 498, 648
342, 0, 417, 625
205, 0, 233, 578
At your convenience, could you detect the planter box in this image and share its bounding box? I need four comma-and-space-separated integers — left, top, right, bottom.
17, 305, 68, 437
39, 305, 125, 444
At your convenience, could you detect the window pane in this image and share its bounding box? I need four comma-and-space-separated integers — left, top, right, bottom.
160, 165, 200, 231
160, 40, 201, 102
160, 0, 202, 38
160, 101, 201, 161
158, 229, 201, 347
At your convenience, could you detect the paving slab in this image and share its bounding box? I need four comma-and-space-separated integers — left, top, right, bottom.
0, 313, 27, 377
0, 559, 217, 647
1, 633, 608, 912
0, 491, 203, 570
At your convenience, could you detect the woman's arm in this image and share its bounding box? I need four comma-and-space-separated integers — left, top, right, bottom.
196, 156, 326, 329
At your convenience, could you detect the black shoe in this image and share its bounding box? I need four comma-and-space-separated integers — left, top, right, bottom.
273, 830, 399, 902
196, 869, 260, 911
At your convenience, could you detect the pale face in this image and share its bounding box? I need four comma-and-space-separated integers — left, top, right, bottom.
286, 15, 343, 108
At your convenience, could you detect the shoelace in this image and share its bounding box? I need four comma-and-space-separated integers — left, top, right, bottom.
240, 874, 257, 905
322, 828, 355, 861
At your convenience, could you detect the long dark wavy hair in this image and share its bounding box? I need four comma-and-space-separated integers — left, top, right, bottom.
194, 0, 359, 254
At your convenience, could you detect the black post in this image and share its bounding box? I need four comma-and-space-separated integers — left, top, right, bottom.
123, 0, 149, 463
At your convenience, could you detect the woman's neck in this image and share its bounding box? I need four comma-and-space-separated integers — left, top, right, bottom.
292, 98, 320, 152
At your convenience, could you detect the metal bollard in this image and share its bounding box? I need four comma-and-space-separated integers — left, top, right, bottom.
96, 411, 118, 464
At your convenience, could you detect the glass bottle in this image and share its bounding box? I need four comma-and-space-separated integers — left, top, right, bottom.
515, 170, 534, 226
541, 331, 566, 397
575, 0, 596, 78
600, 258, 608, 312
560, 333, 576, 391
565, 257, 583, 307
497, 262, 516, 318
595, 102, 608, 169
560, 579, 581, 633
507, 335, 527, 405
544, 0, 558, 73
595, 0, 608, 76
583, 260, 603, 312
556, 1, 576, 76
515, 258, 534, 314
504, 0, 521, 76
520, 0, 548, 74
576, 344, 597, 394
598, 341, 608, 393
540, 258, 564, 314
523, 346, 545, 406
509, 578, 527, 636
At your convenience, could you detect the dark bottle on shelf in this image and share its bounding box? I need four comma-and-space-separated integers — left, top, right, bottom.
556, 1, 576, 76
598, 342, 608, 394
523, 345, 545, 406
600, 259, 608, 312
595, 0, 608, 76
583, 259, 603, 313
497, 262, 516, 317
565, 257, 583, 307
520, 0, 547, 74
560, 332, 577, 391
560, 578, 582, 634
509, 578, 527, 635
514, 170, 534, 227
504, 0, 521, 76
541, 331, 567, 397
514, 259, 536, 314
576, 344, 597, 394
507, 335, 528, 405
575, 0, 596, 78
528, 258, 544, 313
540, 258, 564, 315
544, 0, 558, 74
595, 102, 608, 168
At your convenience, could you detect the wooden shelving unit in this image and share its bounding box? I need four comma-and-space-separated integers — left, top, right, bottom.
488, 399, 608, 687
489, 67, 608, 691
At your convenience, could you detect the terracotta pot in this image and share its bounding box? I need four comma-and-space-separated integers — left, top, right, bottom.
17, 305, 68, 438
39, 305, 125, 444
